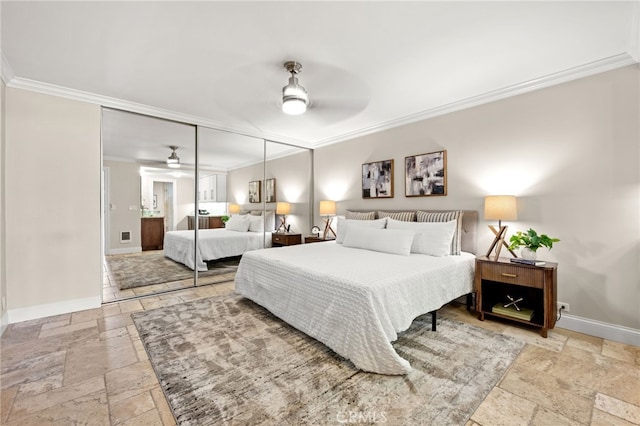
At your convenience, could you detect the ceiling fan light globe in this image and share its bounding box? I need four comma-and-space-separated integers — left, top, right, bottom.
282, 98, 307, 115
282, 74, 309, 115
167, 162, 180, 169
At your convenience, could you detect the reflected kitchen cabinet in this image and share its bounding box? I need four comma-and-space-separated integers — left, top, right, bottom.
198, 174, 227, 202
141, 217, 164, 251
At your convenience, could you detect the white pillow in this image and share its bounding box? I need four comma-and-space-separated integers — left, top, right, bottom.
264, 210, 276, 231
225, 214, 250, 232
387, 218, 456, 256
247, 214, 264, 232
343, 227, 415, 256
335, 217, 387, 244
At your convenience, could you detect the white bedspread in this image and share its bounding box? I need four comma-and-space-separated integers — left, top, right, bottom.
164, 229, 271, 271
235, 241, 475, 375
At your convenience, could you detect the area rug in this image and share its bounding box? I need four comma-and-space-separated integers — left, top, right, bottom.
132, 295, 525, 425
106, 251, 239, 290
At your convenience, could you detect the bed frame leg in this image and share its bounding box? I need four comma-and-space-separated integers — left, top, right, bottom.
431, 311, 436, 331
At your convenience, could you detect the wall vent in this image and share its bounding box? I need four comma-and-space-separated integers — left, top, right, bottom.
120, 231, 132, 243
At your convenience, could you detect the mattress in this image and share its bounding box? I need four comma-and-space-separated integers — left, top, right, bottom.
164, 229, 272, 271
235, 241, 475, 375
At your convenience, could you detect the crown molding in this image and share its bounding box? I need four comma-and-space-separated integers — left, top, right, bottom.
1, 51, 15, 85
312, 53, 638, 149
4, 53, 637, 150
630, 1, 640, 62
5, 76, 306, 147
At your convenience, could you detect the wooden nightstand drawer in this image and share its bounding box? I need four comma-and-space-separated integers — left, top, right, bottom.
272, 233, 302, 247
479, 263, 544, 289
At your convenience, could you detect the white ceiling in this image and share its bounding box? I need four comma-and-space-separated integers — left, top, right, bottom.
2, 1, 638, 168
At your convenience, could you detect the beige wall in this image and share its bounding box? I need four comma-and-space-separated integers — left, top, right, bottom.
104, 160, 142, 253
1, 79, 6, 328
5, 88, 101, 317
314, 65, 640, 330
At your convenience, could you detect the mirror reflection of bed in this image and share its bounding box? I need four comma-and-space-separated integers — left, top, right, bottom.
101, 108, 312, 302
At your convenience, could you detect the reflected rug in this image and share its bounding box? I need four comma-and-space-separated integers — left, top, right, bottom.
106, 251, 239, 290
132, 295, 525, 425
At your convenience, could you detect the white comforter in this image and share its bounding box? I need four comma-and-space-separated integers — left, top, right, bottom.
235, 241, 475, 375
164, 229, 271, 271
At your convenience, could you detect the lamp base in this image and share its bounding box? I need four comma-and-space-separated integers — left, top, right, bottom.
277, 216, 287, 233
323, 217, 336, 240
485, 225, 518, 261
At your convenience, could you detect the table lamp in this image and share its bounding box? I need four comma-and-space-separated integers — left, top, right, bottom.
276, 202, 291, 233
319, 200, 337, 240
228, 204, 240, 215
484, 195, 518, 261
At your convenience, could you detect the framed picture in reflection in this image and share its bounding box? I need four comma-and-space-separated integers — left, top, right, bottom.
264, 178, 276, 203
249, 180, 261, 203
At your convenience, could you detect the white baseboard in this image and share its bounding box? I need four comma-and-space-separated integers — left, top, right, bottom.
1, 310, 8, 337
557, 313, 640, 347
107, 247, 141, 255
8, 296, 102, 324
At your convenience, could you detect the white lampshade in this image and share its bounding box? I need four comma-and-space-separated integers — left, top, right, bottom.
276, 202, 291, 215
484, 195, 518, 221
319, 200, 336, 216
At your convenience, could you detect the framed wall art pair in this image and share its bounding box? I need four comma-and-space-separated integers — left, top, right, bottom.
362, 150, 447, 199
249, 178, 277, 203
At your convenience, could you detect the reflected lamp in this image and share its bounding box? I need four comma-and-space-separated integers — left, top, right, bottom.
276, 202, 291, 232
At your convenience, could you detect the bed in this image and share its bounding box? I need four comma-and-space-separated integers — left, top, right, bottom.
235, 210, 478, 375
164, 213, 274, 271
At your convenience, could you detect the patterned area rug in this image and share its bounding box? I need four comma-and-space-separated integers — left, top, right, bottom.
106, 251, 239, 290
132, 295, 525, 425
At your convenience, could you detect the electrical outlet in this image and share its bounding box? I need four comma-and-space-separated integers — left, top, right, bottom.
557, 302, 570, 313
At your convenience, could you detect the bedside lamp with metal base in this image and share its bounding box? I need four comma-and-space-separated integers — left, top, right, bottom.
484, 195, 518, 261
276, 202, 290, 233
319, 200, 336, 240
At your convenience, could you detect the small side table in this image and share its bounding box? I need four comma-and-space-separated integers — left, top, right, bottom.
272, 233, 302, 247
475, 256, 558, 337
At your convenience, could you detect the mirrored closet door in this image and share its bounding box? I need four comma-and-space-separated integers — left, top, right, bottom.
102, 108, 197, 302
101, 108, 313, 302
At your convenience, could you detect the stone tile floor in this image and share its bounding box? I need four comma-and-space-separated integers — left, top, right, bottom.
1, 281, 638, 425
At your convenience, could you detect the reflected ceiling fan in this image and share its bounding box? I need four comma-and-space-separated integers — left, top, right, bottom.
166, 145, 180, 168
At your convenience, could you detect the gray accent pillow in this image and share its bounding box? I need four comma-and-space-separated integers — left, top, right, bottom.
377, 211, 417, 222
345, 210, 375, 220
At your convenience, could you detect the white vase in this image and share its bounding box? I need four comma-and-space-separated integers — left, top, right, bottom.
521, 247, 537, 261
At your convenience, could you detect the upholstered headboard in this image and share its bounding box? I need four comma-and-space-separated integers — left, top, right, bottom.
344, 209, 478, 254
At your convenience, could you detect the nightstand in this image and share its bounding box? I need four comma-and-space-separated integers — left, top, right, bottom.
475, 256, 558, 337
304, 236, 333, 244
272, 233, 302, 247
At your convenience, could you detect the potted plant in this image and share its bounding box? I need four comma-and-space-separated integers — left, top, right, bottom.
221, 215, 230, 226
508, 228, 560, 260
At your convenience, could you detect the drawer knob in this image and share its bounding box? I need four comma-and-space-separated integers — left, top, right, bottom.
501, 273, 517, 278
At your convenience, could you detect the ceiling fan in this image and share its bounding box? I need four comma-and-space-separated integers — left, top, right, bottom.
166, 145, 180, 168
281, 61, 309, 115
